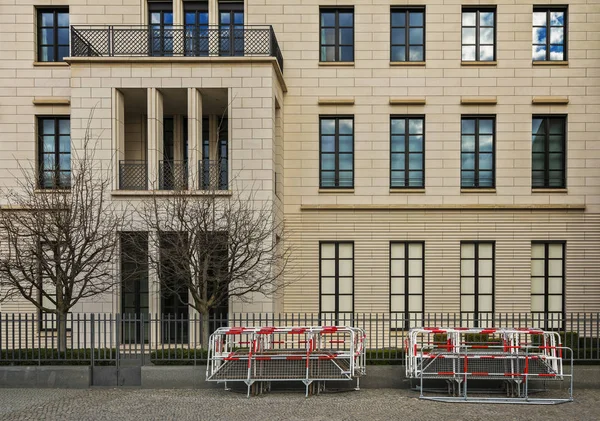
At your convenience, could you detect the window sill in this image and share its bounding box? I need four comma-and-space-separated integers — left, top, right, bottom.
318, 61, 355, 67
111, 190, 233, 197
34, 189, 70, 194
532, 61, 569, 66
532, 188, 568, 193
461, 61, 497, 67
461, 188, 496, 193
33, 61, 69, 67
390, 61, 426, 67
390, 188, 425, 194
318, 188, 354, 193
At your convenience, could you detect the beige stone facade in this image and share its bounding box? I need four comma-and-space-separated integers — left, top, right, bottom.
0, 0, 598, 320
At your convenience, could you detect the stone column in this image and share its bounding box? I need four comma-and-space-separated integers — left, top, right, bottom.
147, 88, 164, 190
187, 88, 203, 189
112, 88, 125, 191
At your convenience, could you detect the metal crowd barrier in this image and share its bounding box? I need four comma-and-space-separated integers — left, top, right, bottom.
206, 326, 366, 397
406, 327, 573, 404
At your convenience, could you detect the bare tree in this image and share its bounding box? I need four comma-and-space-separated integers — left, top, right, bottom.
133, 177, 291, 344
0, 116, 129, 351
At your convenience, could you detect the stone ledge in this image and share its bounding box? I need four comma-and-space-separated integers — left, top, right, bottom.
301, 204, 585, 211
389, 98, 426, 105
461, 97, 497, 105
33, 97, 70, 106
532, 96, 569, 105
318, 97, 355, 105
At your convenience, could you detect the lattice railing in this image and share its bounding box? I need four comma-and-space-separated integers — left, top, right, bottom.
199, 159, 228, 191
159, 160, 188, 190
71, 25, 284, 71
119, 160, 147, 190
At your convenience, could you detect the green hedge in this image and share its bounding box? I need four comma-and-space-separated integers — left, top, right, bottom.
0, 349, 116, 366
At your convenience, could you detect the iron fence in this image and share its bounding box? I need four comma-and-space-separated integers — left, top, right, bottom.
159, 160, 188, 190
119, 160, 147, 190
70, 25, 284, 71
1, 313, 599, 366
198, 159, 228, 191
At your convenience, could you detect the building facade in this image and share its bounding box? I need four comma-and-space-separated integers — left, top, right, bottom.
0, 1, 599, 328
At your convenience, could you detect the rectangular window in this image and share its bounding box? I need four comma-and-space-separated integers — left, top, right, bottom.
149, 2, 174, 56
532, 116, 566, 188
390, 8, 425, 62
533, 7, 567, 61
121, 232, 149, 343
390, 242, 424, 330
184, 1, 209, 56
531, 242, 565, 329
390, 116, 424, 188
38, 116, 71, 189
320, 242, 354, 323
461, 117, 495, 188
461, 8, 496, 61
460, 242, 494, 327
320, 8, 354, 62
37, 8, 69, 62
320, 116, 354, 188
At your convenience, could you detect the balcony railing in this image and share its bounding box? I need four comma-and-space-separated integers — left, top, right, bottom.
159, 160, 188, 190
70, 25, 284, 71
119, 160, 147, 190
199, 159, 228, 191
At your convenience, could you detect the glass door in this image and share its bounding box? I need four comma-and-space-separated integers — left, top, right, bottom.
149, 3, 174, 56
219, 2, 244, 56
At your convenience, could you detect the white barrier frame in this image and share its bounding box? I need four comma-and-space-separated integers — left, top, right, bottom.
206, 326, 366, 397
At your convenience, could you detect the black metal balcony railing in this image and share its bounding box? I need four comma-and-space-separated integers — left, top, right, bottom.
71, 25, 284, 71
159, 160, 188, 190
119, 160, 147, 190
199, 159, 228, 191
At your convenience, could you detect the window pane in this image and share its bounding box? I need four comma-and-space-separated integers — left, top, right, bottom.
391, 46, 406, 62
479, 260, 493, 276
338, 243, 353, 258
59, 155, 70, 171
58, 46, 69, 61
531, 259, 545, 276
339, 119, 353, 134
479, 135, 493, 152
321, 295, 335, 312
391, 28, 406, 45
408, 243, 422, 259
58, 28, 69, 45
390, 295, 405, 312
533, 27, 547, 44
479, 119, 494, 134
339, 12, 353, 27
548, 260, 562, 277
479, 244, 493, 259
391, 119, 405, 135
41, 28, 54, 44
462, 46, 476, 61
549, 136, 564, 152
339, 28, 353, 45
409, 171, 423, 187
461, 243, 475, 258
531, 277, 544, 294
390, 243, 405, 259
340, 46, 353, 61
462, 135, 475, 152
462, 28, 475, 45
462, 12, 476, 26
409, 28, 423, 44
479, 277, 493, 294
479, 154, 493, 171
461, 260, 474, 276
550, 45, 564, 60
462, 119, 475, 134
391, 12, 406, 27
339, 277, 353, 294
321, 12, 335, 27
43, 136, 55, 152
550, 12, 564, 26
322, 260, 335, 277
549, 153, 563, 170
480, 46, 494, 61
390, 277, 405, 294
339, 154, 352, 170
533, 12, 546, 26
461, 295, 474, 312
409, 46, 423, 61
531, 244, 545, 259
480, 12, 494, 27
339, 259, 352, 277
321, 28, 335, 45
532, 135, 545, 152
461, 277, 474, 294
391, 259, 405, 277
321, 154, 335, 170
321, 46, 335, 62
321, 119, 335, 135
548, 244, 563, 259
409, 12, 423, 27
531, 295, 544, 312
462, 154, 475, 170
339, 136, 352, 152
548, 295, 562, 312
321, 135, 335, 152
533, 45, 547, 61
321, 243, 335, 258
408, 277, 422, 294
548, 277, 563, 294
408, 260, 422, 276
322, 277, 335, 294
338, 295, 352, 312
58, 119, 70, 134
480, 27, 494, 44
478, 295, 493, 312
408, 295, 422, 312
391, 136, 405, 152
41, 12, 54, 26
549, 119, 565, 134
338, 171, 353, 186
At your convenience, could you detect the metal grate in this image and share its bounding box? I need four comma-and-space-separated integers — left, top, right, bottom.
198, 159, 228, 191
119, 160, 147, 190
159, 160, 188, 190
70, 25, 284, 71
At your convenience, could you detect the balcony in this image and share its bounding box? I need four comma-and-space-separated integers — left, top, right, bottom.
159, 160, 188, 191
119, 160, 147, 190
70, 25, 284, 71
199, 159, 228, 191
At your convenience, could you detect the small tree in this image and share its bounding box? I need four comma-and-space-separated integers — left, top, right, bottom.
135, 181, 291, 345
0, 118, 129, 351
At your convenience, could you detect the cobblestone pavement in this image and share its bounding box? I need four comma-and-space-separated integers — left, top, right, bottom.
0, 388, 595, 421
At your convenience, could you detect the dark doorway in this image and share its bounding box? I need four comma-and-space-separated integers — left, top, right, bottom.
160, 232, 189, 344
121, 232, 149, 344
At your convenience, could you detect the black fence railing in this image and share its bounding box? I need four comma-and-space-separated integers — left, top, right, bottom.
1, 313, 599, 366
70, 25, 284, 71
159, 160, 188, 190
119, 160, 147, 190
199, 159, 228, 191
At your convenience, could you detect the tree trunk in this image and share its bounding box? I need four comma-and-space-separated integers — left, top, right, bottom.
201, 310, 210, 350
57, 312, 68, 354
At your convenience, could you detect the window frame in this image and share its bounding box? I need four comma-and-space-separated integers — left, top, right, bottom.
390, 7, 426, 62
531, 241, 566, 329
532, 6, 568, 62
319, 241, 354, 323
460, 115, 496, 189
37, 7, 70, 63
460, 241, 495, 326
389, 242, 425, 330
461, 7, 497, 62
390, 115, 425, 188
37, 116, 71, 190
319, 7, 355, 63
532, 115, 567, 189
319, 115, 354, 189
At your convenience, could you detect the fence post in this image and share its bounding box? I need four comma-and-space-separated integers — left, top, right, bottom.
90, 313, 95, 385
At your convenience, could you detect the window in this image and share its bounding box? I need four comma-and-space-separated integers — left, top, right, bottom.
533, 7, 567, 61
184, 1, 209, 56
37, 8, 69, 62
390, 242, 424, 329
460, 242, 494, 327
121, 232, 149, 343
461, 117, 495, 188
461, 8, 495, 61
320, 8, 354, 62
219, 2, 244, 56
390, 8, 425, 62
149, 2, 174, 56
532, 116, 566, 188
531, 242, 565, 329
320, 116, 354, 188
38, 117, 70, 189
320, 242, 354, 323
390, 116, 424, 188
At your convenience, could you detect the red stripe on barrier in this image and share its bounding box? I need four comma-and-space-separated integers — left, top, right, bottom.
480, 356, 495, 359
524, 356, 529, 375
255, 356, 271, 361
329, 340, 345, 344
429, 330, 447, 334
472, 372, 489, 376
286, 356, 303, 360
538, 373, 557, 377
224, 357, 240, 361
480, 329, 497, 335
321, 326, 338, 334
272, 341, 285, 344
258, 327, 276, 335
438, 372, 454, 376
319, 355, 336, 360
290, 328, 307, 334
424, 327, 440, 331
